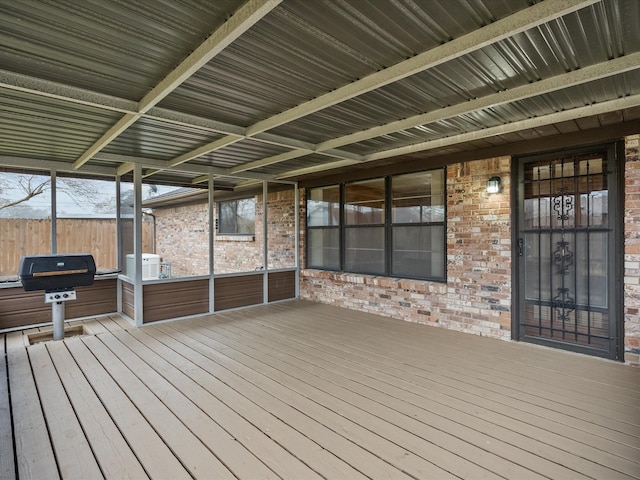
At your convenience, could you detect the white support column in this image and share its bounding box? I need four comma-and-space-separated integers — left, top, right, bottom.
115, 176, 123, 315
133, 164, 144, 327
51, 170, 57, 254
263, 180, 269, 304
209, 175, 215, 313
294, 183, 300, 299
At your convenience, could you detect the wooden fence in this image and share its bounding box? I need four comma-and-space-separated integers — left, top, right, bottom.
0, 218, 153, 277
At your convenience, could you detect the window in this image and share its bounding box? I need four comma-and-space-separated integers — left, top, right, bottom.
218, 198, 255, 235
345, 178, 385, 274
307, 185, 340, 270
0, 170, 122, 279
391, 171, 445, 279
306, 168, 446, 281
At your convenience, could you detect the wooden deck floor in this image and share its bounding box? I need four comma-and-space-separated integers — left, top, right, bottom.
2, 300, 640, 480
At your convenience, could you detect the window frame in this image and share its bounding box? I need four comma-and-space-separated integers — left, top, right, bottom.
306, 168, 447, 282
306, 184, 341, 271
217, 197, 256, 235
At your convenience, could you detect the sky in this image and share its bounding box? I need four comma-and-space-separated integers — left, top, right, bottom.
0, 172, 176, 218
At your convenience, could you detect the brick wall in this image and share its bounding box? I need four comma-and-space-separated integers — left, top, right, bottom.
624, 134, 640, 364
300, 156, 512, 340
267, 188, 296, 269
300, 141, 640, 364
154, 203, 209, 277
153, 188, 296, 276
213, 196, 263, 274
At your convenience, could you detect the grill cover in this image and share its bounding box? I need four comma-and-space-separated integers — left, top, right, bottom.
19, 254, 96, 291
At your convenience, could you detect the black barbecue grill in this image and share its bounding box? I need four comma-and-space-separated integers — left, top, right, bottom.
19, 254, 96, 340
19, 254, 96, 291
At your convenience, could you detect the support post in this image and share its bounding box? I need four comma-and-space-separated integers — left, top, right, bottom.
52, 301, 65, 341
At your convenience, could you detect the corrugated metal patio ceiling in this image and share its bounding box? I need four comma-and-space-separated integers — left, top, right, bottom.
0, 0, 639, 189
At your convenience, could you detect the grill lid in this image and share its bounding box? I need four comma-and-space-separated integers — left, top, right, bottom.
19, 254, 96, 291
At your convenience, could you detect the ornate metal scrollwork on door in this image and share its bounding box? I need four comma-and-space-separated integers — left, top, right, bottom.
553, 240, 573, 275
553, 286, 575, 322
553, 186, 573, 221
553, 184, 576, 322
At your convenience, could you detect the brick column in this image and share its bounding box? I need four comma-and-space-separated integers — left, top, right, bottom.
624, 134, 640, 364
445, 156, 512, 339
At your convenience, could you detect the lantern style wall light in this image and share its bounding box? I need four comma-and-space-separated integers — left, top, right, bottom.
486, 176, 502, 194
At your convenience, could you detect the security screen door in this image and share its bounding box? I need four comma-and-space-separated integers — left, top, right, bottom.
516, 145, 621, 359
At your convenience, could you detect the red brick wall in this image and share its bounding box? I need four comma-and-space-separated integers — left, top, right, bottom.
267, 188, 296, 269
154, 202, 209, 277
624, 134, 640, 364
300, 141, 640, 364
153, 188, 296, 276
213, 199, 263, 274
300, 156, 512, 340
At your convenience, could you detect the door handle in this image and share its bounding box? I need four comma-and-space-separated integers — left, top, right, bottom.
518, 238, 524, 256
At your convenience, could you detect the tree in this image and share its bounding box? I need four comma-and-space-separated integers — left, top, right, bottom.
0, 175, 48, 211
0, 173, 112, 218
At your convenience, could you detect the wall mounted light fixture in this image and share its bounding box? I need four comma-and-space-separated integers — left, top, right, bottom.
486, 176, 502, 194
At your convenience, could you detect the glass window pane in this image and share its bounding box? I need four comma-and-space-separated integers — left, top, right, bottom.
345, 226, 384, 274
308, 228, 340, 269
579, 191, 608, 227
150, 185, 209, 279
0, 171, 52, 279
56, 176, 117, 272
345, 178, 384, 225
118, 181, 134, 278
307, 185, 340, 226
524, 233, 552, 302
575, 231, 607, 308
392, 170, 444, 223
214, 190, 261, 274
236, 198, 255, 234
219, 198, 255, 234
392, 225, 444, 279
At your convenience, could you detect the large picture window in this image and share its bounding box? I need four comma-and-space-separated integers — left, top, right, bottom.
306, 168, 446, 281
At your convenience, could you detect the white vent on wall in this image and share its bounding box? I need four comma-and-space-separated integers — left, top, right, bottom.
126, 253, 160, 280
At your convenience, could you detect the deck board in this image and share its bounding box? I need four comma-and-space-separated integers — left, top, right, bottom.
124, 327, 365, 480
28, 344, 103, 480
157, 320, 464, 480
149, 323, 411, 480
45, 340, 149, 480
91, 333, 278, 480
64, 337, 193, 480
218, 309, 640, 479
6, 333, 60, 480
106, 329, 325, 480
188, 316, 545, 480
3, 301, 640, 480
0, 334, 15, 480
253, 304, 640, 441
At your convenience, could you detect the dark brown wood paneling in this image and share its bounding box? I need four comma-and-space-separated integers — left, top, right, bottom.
214, 274, 263, 311
143, 279, 209, 323
121, 280, 135, 320
0, 288, 50, 329
67, 279, 117, 319
268, 271, 296, 302
0, 278, 118, 330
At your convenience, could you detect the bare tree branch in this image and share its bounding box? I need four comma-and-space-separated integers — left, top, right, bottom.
0, 177, 49, 211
